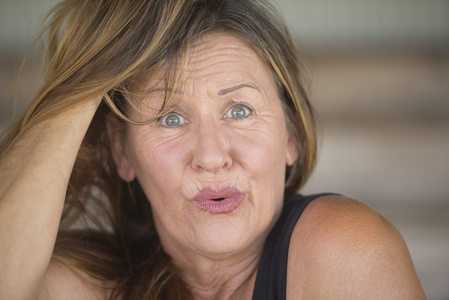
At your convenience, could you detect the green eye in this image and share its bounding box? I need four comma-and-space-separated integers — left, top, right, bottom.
228, 105, 252, 119
160, 113, 185, 127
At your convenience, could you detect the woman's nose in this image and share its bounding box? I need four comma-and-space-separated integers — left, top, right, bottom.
190, 119, 232, 172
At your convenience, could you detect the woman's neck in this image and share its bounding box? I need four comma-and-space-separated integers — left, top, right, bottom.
166, 242, 263, 300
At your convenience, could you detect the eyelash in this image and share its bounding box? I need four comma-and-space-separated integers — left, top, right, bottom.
158, 112, 186, 128
157, 103, 254, 128
224, 103, 254, 120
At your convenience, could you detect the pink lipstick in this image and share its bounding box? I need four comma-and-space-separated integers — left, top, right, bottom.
193, 187, 244, 214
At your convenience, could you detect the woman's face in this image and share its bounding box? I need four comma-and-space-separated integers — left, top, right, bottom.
110, 33, 298, 258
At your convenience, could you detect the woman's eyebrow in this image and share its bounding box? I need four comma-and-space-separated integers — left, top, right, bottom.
218, 84, 259, 96
146, 83, 258, 96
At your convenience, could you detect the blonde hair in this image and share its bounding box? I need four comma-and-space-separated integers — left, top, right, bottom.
0, 0, 316, 298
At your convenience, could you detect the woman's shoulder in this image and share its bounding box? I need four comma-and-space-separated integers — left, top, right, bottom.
286, 194, 426, 299
38, 260, 117, 300
290, 195, 398, 252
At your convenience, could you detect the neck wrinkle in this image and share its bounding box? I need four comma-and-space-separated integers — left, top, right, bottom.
170, 246, 263, 300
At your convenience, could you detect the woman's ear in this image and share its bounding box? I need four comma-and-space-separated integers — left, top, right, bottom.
106, 113, 136, 182
286, 138, 299, 166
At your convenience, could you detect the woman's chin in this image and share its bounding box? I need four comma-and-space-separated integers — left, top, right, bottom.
186, 215, 265, 257
192, 231, 255, 257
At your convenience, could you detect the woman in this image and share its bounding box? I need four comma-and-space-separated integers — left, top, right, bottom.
0, 0, 425, 299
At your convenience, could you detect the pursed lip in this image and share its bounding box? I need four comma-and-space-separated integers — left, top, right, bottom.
193, 187, 244, 214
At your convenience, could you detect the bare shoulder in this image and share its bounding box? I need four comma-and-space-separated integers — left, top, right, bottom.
39, 260, 115, 300
286, 195, 426, 299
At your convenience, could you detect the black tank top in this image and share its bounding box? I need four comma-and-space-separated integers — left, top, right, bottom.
252, 193, 335, 300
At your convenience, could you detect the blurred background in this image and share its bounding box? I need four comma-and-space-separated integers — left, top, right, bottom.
1, 0, 448, 298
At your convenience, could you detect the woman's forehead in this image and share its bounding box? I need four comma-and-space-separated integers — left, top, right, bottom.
143, 33, 273, 94
187, 32, 256, 64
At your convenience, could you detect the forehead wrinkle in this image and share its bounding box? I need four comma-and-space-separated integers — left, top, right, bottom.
187, 35, 256, 67
142, 34, 276, 106
188, 48, 254, 70
184, 50, 264, 93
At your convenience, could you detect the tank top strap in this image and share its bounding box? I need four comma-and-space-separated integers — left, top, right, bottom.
252, 193, 339, 300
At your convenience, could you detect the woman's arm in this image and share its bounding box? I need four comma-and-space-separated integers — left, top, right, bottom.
0, 98, 101, 299
39, 260, 114, 300
287, 195, 426, 299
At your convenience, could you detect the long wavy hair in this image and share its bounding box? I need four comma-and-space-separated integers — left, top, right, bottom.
0, 0, 316, 298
